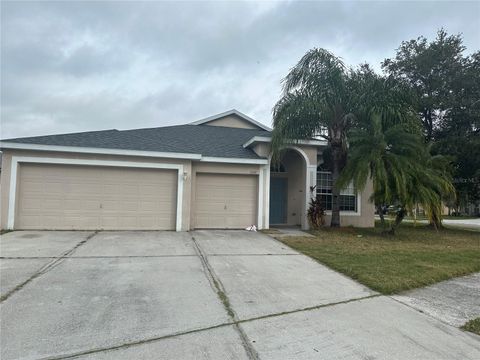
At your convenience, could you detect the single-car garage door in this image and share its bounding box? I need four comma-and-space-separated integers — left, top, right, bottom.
16, 163, 177, 230
194, 173, 257, 229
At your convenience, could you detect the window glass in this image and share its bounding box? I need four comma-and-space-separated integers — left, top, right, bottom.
316, 171, 357, 212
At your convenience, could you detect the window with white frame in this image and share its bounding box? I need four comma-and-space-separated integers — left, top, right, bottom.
316, 171, 357, 212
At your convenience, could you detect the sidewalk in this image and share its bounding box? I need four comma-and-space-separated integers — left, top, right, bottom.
375, 216, 480, 231
393, 273, 480, 328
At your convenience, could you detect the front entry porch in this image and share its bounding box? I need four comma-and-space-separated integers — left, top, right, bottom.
268, 148, 316, 230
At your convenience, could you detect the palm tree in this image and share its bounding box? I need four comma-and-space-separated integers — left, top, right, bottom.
405, 153, 455, 230
272, 49, 355, 227
337, 114, 425, 231
338, 114, 455, 234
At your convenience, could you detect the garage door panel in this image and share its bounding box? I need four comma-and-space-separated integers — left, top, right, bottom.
195, 173, 257, 229
225, 215, 254, 227
16, 164, 177, 230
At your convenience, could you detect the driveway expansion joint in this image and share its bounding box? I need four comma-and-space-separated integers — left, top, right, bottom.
1, 255, 199, 259
36, 293, 383, 359
191, 236, 260, 360
207, 253, 301, 257
0, 231, 99, 302
37, 322, 235, 360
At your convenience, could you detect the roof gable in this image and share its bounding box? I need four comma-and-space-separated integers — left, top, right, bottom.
189, 109, 271, 131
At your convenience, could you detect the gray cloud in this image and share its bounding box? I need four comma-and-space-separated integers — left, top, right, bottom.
1, 1, 479, 139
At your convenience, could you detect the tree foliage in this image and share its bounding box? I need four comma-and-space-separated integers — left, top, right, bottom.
338, 115, 455, 233
272, 48, 355, 227
382, 29, 480, 212
272, 44, 459, 232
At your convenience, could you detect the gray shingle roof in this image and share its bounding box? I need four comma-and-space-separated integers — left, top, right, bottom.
1, 125, 272, 159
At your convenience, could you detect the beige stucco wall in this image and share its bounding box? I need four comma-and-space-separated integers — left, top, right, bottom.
203, 115, 260, 129
251, 143, 270, 158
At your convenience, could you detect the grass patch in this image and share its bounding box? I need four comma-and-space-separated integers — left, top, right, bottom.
277, 223, 480, 294
462, 318, 480, 335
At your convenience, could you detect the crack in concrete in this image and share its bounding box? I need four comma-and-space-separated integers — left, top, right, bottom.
0, 231, 99, 303
0, 255, 198, 259
38, 322, 235, 360
237, 294, 382, 324
206, 253, 301, 257
38, 294, 380, 359
191, 236, 260, 360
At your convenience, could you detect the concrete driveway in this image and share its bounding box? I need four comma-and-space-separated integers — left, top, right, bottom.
1, 230, 479, 360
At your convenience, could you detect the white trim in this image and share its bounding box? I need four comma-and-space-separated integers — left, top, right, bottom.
0, 142, 202, 160
257, 165, 267, 229
265, 161, 271, 229
200, 156, 268, 165
7, 156, 185, 231
306, 165, 318, 230
243, 136, 327, 148
290, 146, 311, 167
0, 142, 270, 165
189, 109, 272, 131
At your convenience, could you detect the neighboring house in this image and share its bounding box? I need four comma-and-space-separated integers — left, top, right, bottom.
0, 110, 374, 231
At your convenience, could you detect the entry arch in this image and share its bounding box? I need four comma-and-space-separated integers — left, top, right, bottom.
268, 146, 316, 229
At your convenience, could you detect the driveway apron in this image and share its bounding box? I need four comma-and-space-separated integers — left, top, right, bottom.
0, 230, 479, 360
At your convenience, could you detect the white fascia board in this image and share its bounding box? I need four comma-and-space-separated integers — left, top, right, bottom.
189, 109, 272, 131
243, 136, 327, 148
242, 136, 272, 148
0, 142, 269, 165
200, 156, 268, 165
0, 142, 202, 160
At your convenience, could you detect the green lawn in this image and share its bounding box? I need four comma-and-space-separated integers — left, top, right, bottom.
277, 223, 480, 294
462, 318, 480, 335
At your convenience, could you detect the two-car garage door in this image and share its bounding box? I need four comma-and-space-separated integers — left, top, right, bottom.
16, 164, 177, 230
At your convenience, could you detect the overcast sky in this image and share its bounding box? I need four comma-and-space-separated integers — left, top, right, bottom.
1, 1, 479, 139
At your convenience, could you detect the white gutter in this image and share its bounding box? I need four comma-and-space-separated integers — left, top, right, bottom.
0, 142, 269, 164
0, 142, 203, 160
242, 136, 327, 148
200, 156, 268, 164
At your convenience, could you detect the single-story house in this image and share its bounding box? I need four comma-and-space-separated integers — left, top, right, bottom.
0, 110, 374, 231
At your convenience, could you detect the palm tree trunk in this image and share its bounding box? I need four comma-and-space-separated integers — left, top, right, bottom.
428, 205, 443, 230
377, 204, 385, 228
330, 141, 343, 227
388, 206, 406, 235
